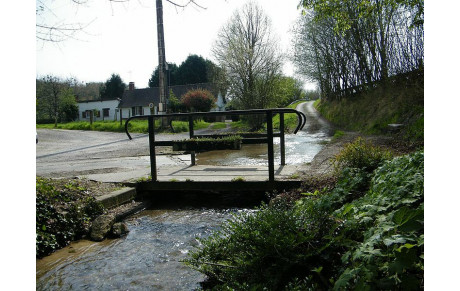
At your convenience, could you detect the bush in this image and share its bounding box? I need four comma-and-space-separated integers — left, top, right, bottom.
333, 137, 392, 172
185, 150, 424, 290
36, 177, 105, 258
181, 89, 215, 112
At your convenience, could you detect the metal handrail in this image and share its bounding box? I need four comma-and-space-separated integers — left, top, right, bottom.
124, 108, 306, 140
124, 108, 306, 182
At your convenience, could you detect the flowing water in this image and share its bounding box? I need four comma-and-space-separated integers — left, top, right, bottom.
196, 130, 331, 166
36, 102, 334, 290
36, 208, 253, 290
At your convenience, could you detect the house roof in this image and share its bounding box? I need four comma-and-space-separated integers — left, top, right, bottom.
118, 83, 219, 108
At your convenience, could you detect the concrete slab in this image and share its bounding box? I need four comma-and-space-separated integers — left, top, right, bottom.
155, 164, 303, 182
96, 187, 136, 209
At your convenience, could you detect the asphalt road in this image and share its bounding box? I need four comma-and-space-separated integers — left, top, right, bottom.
36, 129, 191, 182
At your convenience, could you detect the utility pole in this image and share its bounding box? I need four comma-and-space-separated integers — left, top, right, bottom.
156, 0, 168, 123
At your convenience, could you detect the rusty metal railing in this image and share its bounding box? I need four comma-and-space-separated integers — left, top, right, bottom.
125, 108, 306, 182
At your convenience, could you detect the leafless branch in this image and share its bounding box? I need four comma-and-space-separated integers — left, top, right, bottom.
36, 0, 206, 43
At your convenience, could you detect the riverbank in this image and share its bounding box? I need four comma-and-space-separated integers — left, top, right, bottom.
186, 136, 424, 290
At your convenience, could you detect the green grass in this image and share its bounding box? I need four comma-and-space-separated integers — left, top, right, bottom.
230, 120, 252, 132
211, 122, 227, 130
332, 130, 345, 140
315, 80, 423, 143
272, 101, 305, 133
37, 119, 211, 134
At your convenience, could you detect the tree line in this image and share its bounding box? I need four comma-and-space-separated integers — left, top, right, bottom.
292, 0, 424, 101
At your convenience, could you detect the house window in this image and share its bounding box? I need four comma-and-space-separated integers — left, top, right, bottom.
131, 106, 144, 116
103, 108, 110, 117
82, 111, 86, 118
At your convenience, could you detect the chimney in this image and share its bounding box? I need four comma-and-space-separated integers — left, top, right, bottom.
129, 82, 135, 91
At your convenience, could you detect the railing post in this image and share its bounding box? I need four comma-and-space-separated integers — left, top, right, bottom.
188, 115, 196, 166
280, 113, 286, 166
266, 110, 275, 182
148, 117, 157, 182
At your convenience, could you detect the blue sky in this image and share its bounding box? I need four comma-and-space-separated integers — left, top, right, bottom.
36, 0, 315, 89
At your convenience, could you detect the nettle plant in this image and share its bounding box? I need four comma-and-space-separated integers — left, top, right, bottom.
185, 147, 423, 290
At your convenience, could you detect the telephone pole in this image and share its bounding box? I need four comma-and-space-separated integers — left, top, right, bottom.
156, 0, 168, 119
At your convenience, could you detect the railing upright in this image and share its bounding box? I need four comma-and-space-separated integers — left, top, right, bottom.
148, 117, 157, 181
280, 113, 285, 166
188, 115, 196, 165
266, 110, 275, 182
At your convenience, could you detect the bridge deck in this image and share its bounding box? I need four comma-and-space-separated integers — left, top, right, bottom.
155, 164, 303, 182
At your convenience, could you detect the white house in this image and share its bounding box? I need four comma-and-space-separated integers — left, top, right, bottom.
78, 99, 120, 121
118, 82, 225, 118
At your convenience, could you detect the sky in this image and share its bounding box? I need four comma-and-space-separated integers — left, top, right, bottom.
36, 0, 316, 89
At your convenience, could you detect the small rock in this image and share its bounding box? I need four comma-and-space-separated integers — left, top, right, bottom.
111, 222, 129, 238
90, 214, 116, 241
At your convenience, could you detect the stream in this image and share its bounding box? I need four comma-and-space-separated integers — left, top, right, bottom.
36, 101, 333, 290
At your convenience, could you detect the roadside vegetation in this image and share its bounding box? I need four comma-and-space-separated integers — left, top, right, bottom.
185, 138, 424, 290
37, 119, 210, 134
271, 100, 305, 133
314, 72, 423, 145
36, 177, 112, 258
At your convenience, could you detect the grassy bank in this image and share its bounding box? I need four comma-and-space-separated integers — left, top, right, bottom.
314, 76, 423, 143
37, 119, 210, 134
185, 138, 424, 290
272, 100, 305, 133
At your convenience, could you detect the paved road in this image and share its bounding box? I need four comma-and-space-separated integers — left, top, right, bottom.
36, 129, 191, 182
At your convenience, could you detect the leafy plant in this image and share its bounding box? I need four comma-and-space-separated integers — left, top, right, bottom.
185, 151, 424, 290
36, 177, 105, 258
333, 137, 392, 172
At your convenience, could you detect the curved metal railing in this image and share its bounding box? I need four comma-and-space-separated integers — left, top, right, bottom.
123, 108, 306, 182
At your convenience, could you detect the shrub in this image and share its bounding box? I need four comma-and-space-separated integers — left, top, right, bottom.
181, 89, 215, 112
36, 178, 105, 258
185, 151, 424, 290
333, 137, 392, 172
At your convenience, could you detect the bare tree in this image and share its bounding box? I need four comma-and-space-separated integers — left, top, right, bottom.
36, 0, 204, 43
213, 1, 282, 114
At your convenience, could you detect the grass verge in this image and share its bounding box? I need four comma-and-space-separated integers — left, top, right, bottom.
37, 119, 211, 134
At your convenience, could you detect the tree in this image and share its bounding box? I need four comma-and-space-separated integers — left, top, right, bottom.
149, 62, 179, 88
298, 0, 424, 32
270, 76, 306, 107
293, 0, 424, 100
212, 1, 282, 126
100, 74, 126, 100
175, 54, 208, 85
73, 82, 104, 101
148, 55, 221, 87
36, 76, 78, 126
